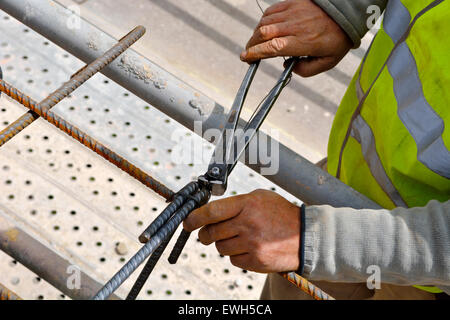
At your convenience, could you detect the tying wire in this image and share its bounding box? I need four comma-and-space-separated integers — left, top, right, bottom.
254, 0, 289, 64
256, 0, 265, 14
246, 72, 293, 128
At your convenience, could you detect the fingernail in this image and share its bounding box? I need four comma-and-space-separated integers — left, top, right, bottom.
240, 51, 247, 61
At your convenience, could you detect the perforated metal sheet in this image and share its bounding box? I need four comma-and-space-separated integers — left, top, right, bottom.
0, 12, 301, 299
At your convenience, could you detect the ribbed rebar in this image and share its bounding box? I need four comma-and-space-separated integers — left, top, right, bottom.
281, 272, 335, 300
168, 229, 191, 264
126, 230, 176, 300
0, 80, 174, 200
0, 283, 22, 300
92, 188, 211, 300
139, 182, 199, 243
127, 182, 202, 299
0, 26, 145, 148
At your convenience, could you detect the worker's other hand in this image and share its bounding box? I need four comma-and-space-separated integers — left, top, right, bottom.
183, 189, 301, 273
241, 0, 353, 77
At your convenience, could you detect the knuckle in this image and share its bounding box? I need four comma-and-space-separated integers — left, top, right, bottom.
183, 219, 195, 232
258, 26, 272, 40
215, 241, 225, 255
243, 195, 258, 212
247, 190, 265, 207
269, 37, 287, 52
230, 256, 242, 268
209, 201, 222, 215
251, 189, 266, 196
253, 250, 267, 267
198, 228, 209, 245
247, 238, 258, 252
205, 225, 215, 241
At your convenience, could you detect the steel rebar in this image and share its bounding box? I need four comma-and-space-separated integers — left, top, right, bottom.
0, 80, 174, 200
128, 182, 200, 299
0, 26, 146, 148
0, 283, 22, 300
139, 182, 199, 243
168, 229, 191, 264
92, 188, 211, 300
281, 272, 335, 300
126, 231, 176, 300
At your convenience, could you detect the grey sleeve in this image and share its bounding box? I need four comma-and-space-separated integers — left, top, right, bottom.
303, 200, 450, 293
313, 0, 388, 47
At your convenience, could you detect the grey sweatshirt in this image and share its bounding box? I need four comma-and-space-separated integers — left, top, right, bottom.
304, 201, 450, 294
305, 0, 450, 294
313, 0, 387, 47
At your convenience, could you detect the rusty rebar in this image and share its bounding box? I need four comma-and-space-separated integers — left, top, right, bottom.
281, 272, 335, 300
0, 26, 146, 148
0, 80, 174, 200
0, 283, 22, 300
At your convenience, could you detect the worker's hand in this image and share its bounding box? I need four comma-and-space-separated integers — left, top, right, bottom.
183, 189, 301, 273
241, 0, 353, 77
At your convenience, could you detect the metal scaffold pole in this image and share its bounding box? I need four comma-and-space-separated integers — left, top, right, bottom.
0, 214, 120, 300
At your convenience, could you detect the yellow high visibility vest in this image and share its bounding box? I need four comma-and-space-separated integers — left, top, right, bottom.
328, 0, 450, 294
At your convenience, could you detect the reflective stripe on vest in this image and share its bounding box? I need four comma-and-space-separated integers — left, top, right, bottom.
351, 115, 408, 207
385, 0, 450, 178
